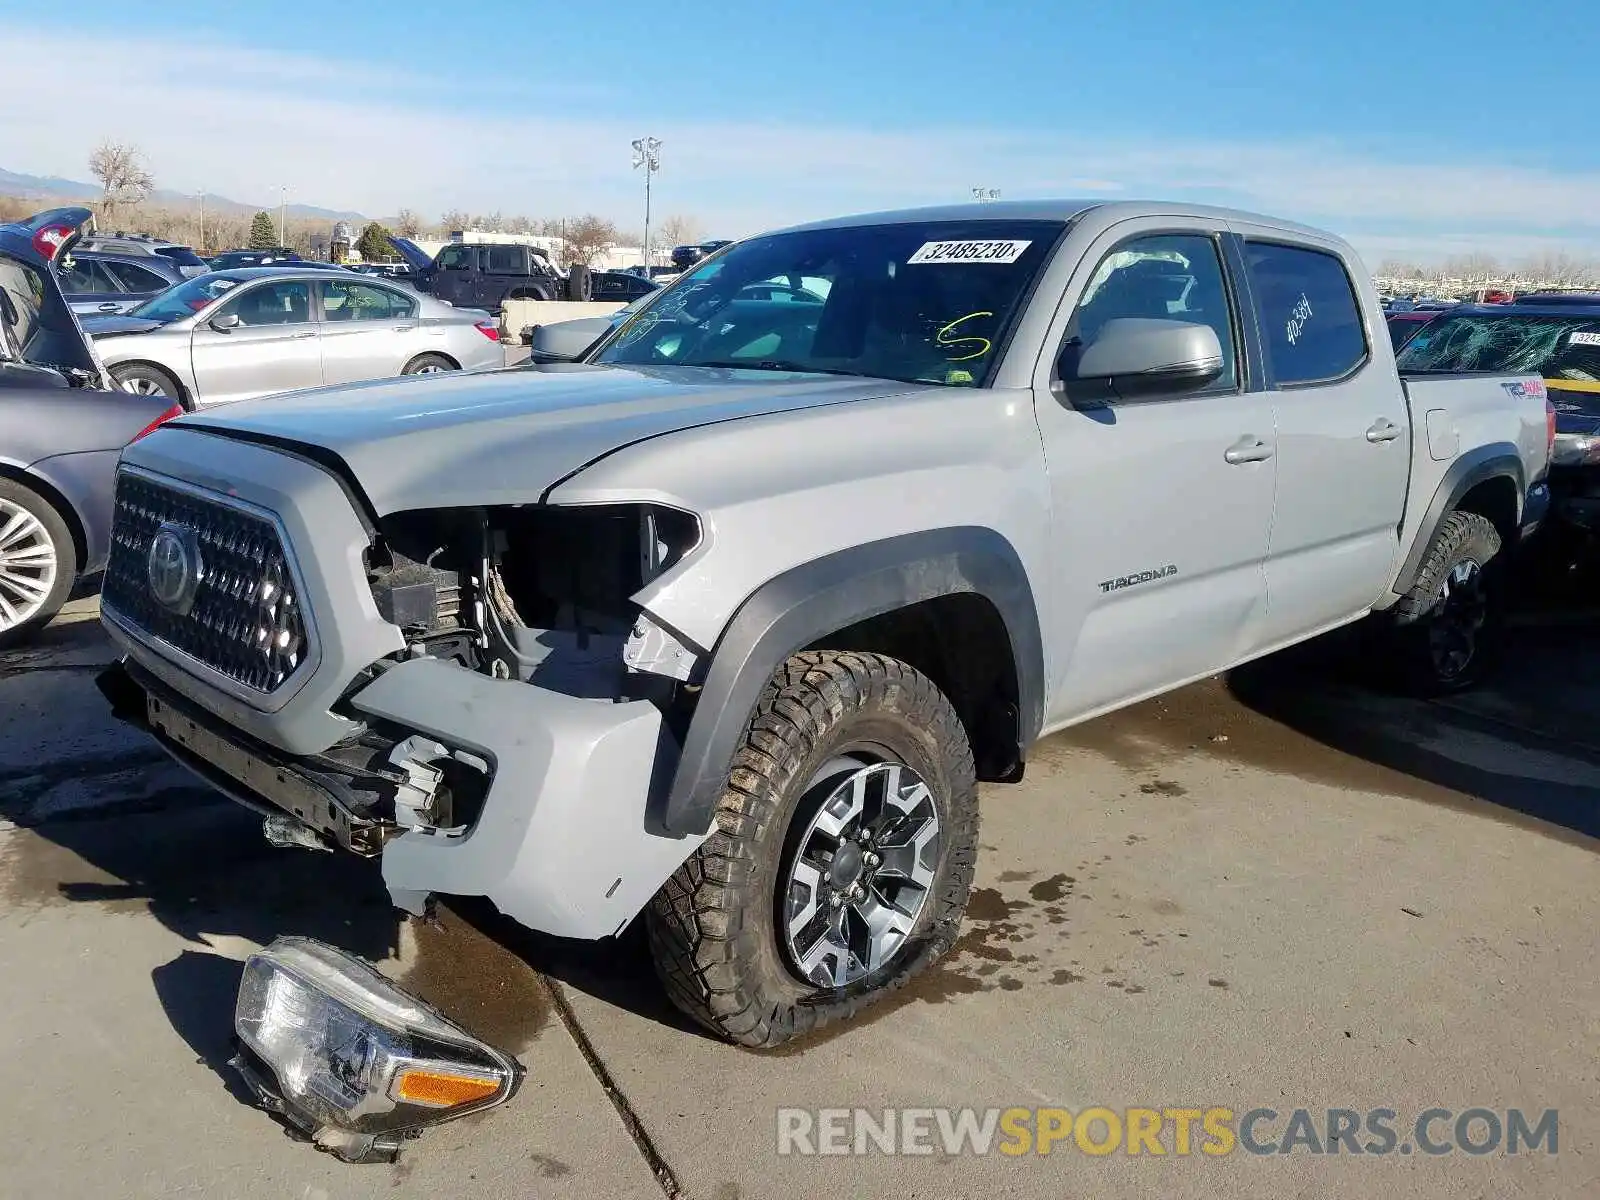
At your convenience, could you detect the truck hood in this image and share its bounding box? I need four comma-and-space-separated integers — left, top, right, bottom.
173, 363, 925, 514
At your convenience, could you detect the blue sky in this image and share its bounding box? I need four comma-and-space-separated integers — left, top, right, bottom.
2, 0, 1596, 264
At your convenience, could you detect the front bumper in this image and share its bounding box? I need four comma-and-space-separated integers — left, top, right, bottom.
103, 656, 709, 940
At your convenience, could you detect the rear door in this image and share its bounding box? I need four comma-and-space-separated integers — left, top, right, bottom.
1229, 229, 1409, 645
1032, 221, 1278, 722
188, 278, 322, 404
479, 245, 526, 308
58, 256, 132, 315
430, 244, 475, 306
317, 278, 418, 383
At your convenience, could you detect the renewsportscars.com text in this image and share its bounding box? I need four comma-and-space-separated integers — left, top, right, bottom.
776, 1106, 1558, 1158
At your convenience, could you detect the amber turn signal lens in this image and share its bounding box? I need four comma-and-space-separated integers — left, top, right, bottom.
395, 1069, 502, 1108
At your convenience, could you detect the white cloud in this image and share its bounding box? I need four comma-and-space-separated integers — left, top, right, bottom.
4, 24, 1599, 263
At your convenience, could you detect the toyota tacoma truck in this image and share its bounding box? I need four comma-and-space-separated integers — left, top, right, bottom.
97, 200, 1553, 1048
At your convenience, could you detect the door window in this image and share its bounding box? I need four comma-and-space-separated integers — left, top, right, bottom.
102, 261, 172, 294
436, 245, 474, 271
1244, 242, 1368, 386
57, 257, 122, 294
485, 246, 523, 274
215, 281, 312, 327
1065, 233, 1239, 393
321, 280, 416, 321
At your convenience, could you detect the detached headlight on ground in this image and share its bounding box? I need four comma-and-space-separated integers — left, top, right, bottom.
230, 936, 523, 1163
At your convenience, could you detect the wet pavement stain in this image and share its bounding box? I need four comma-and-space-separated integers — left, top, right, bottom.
529, 1153, 572, 1179
1139, 781, 1187, 797
1028, 873, 1073, 903
1050, 970, 1086, 985
996, 869, 1035, 883
1208, 978, 1230, 990
967, 887, 1028, 922
398, 907, 552, 1054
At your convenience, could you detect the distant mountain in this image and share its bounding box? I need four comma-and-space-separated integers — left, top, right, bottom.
0, 166, 367, 222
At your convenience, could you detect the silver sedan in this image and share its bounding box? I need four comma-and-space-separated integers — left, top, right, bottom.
81, 268, 505, 407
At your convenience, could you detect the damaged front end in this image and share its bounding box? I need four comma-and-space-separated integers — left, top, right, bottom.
100, 491, 715, 940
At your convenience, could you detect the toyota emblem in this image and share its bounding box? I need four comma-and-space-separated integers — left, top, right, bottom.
147, 523, 203, 615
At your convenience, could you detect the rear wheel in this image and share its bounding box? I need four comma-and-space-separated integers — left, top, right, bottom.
0, 479, 77, 650
1388, 510, 1504, 694
401, 353, 457, 375
110, 363, 186, 408
646, 650, 978, 1049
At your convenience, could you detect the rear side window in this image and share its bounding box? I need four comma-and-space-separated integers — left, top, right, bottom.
1245, 242, 1368, 386
104, 261, 172, 294
155, 247, 208, 270
486, 246, 523, 274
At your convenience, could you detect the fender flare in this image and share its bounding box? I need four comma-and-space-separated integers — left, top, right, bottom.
1393, 442, 1525, 595
658, 526, 1045, 837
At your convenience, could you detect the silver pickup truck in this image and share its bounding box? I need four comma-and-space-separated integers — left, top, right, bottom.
97, 200, 1552, 1048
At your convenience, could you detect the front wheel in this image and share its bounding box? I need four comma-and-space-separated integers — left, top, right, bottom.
646, 650, 978, 1049
0, 479, 77, 650
110, 363, 186, 408
1388, 510, 1504, 694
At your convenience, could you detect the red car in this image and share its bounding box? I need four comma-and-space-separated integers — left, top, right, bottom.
1385, 309, 1439, 350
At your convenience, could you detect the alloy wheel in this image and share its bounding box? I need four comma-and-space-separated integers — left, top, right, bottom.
0, 498, 58, 632
781, 756, 942, 988
119, 375, 168, 397
1428, 558, 1488, 680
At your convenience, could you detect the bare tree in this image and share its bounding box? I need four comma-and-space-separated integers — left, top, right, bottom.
506, 214, 533, 234
88, 141, 154, 224
439, 209, 470, 233
394, 208, 422, 237
555, 215, 619, 268
656, 214, 700, 252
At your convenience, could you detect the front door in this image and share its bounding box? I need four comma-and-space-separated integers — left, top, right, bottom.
429, 244, 475, 306
1032, 224, 1278, 725
1229, 229, 1410, 646
317, 279, 416, 384
188, 278, 322, 405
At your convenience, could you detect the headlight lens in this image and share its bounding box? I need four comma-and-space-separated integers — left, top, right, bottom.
233, 937, 522, 1162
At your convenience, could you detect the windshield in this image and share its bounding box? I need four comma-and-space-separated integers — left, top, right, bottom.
129, 274, 244, 322
1397, 312, 1600, 384
590, 219, 1065, 386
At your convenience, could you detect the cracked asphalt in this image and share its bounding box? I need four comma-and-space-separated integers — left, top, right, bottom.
1, 596, 1595, 1199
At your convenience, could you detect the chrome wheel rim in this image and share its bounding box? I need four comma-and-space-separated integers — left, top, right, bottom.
413, 363, 447, 374
0, 498, 58, 631
781, 757, 941, 988
119, 375, 168, 397
1429, 558, 1487, 679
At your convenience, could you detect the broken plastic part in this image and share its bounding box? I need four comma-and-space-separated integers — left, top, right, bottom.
387, 736, 449, 829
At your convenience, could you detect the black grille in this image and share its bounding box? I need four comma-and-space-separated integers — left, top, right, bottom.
103, 471, 309, 693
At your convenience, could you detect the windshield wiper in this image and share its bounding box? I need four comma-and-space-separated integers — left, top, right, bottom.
690, 359, 870, 377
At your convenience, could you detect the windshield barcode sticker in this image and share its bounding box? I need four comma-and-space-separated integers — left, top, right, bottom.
907, 240, 1032, 265
1568, 331, 1600, 346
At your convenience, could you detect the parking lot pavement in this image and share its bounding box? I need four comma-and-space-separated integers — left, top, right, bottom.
2, 601, 1596, 1199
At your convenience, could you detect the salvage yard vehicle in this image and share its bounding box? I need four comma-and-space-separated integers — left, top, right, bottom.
0, 208, 179, 646
1397, 300, 1600, 550
98, 200, 1552, 1049
82, 268, 504, 407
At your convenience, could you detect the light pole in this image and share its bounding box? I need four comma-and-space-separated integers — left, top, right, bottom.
197, 188, 205, 254
631, 136, 662, 271
972, 187, 1001, 203
279, 186, 288, 246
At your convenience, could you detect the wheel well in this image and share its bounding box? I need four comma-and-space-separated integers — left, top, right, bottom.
0, 465, 86, 571
507, 288, 546, 301
405, 351, 460, 371
110, 360, 191, 408
809, 593, 1024, 782
1455, 474, 1519, 546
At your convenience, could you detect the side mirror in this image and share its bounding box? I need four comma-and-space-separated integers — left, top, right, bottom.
1058, 318, 1224, 404
525, 317, 611, 363
209, 312, 242, 333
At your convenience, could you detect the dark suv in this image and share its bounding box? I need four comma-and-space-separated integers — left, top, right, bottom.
57, 248, 186, 316
427, 242, 566, 309
77, 232, 210, 279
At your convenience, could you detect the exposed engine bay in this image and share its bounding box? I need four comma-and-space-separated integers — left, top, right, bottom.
363, 501, 704, 701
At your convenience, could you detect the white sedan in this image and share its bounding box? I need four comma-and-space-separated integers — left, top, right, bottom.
81, 267, 506, 407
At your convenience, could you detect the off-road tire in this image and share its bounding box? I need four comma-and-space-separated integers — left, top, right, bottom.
110, 362, 187, 409
0, 478, 77, 650
646, 650, 979, 1049
1388, 510, 1504, 695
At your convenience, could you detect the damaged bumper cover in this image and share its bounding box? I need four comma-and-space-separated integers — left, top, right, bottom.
100, 656, 710, 940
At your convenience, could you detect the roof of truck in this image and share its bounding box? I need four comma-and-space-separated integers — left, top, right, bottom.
775, 199, 1340, 242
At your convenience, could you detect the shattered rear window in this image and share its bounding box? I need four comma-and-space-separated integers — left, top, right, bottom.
1397, 312, 1600, 383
